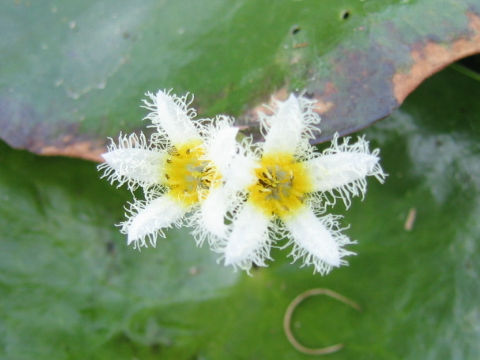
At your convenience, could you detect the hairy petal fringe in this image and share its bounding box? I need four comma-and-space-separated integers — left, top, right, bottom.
307, 133, 386, 208
189, 187, 230, 248
120, 194, 186, 249
220, 202, 273, 273
142, 89, 200, 144
261, 94, 321, 155
284, 207, 356, 275
200, 115, 238, 176
98, 132, 165, 190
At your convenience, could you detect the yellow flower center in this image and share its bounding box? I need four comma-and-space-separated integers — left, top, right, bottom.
248, 153, 313, 219
164, 140, 221, 207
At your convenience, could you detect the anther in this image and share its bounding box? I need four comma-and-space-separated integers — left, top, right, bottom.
264, 170, 274, 181
258, 179, 270, 188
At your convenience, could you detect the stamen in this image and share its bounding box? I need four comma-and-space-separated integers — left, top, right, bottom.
249, 153, 313, 218
163, 140, 221, 206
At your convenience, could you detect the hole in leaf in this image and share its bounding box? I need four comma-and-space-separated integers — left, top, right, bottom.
341, 10, 350, 20
291, 25, 301, 35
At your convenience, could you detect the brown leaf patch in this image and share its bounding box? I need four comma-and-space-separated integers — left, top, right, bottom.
39, 141, 105, 163
393, 12, 480, 103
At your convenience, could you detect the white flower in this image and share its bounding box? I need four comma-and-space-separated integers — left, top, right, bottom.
99, 89, 386, 275
218, 94, 386, 274
98, 90, 239, 248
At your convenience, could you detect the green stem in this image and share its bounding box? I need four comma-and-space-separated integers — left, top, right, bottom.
449, 63, 480, 83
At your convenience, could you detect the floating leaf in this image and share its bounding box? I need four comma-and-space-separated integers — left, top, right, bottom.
1, 0, 480, 160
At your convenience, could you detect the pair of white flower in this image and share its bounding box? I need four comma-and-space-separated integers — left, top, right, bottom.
99, 90, 385, 274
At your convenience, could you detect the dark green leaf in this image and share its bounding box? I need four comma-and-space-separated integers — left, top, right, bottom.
1, 66, 479, 358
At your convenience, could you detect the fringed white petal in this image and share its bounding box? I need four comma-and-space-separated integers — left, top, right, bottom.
98, 133, 165, 190
190, 187, 230, 248
306, 134, 386, 208
284, 206, 355, 275
190, 143, 257, 250
217, 135, 259, 194
121, 194, 186, 248
142, 89, 200, 144
262, 94, 320, 155
222, 202, 272, 272
224, 151, 258, 192
202, 116, 238, 175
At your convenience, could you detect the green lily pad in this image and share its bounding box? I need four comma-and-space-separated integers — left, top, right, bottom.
1, 0, 480, 160
1, 64, 479, 358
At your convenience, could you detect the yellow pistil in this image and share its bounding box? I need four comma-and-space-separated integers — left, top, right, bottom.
249, 153, 313, 219
163, 140, 221, 207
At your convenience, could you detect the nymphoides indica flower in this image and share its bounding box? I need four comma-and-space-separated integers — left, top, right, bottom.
98, 90, 239, 248
219, 94, 386, 274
